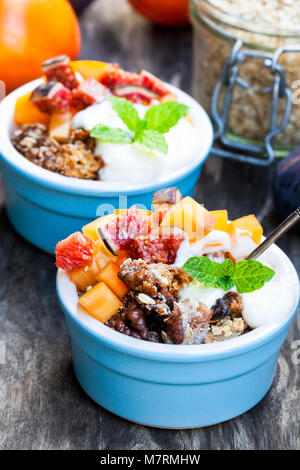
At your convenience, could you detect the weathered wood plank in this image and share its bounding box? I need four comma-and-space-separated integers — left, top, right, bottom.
0, 0, 299, 450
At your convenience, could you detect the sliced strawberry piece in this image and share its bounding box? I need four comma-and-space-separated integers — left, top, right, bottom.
72, 78, 110, 111
42, 55, 79, 90
55, 232, 95, 272
30, 82, 73, 114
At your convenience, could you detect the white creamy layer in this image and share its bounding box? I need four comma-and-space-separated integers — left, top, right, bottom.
72, 99, 200, 183
175, 229, 298, 329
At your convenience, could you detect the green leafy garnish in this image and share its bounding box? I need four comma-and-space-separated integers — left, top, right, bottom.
109, 96, 141, 132
144, 101, 189, 133
134, 129, 168, 155
90, 124, 132, 144
182, 256, 275, 294
232, 260, 275, 294
90, 97, 189, 155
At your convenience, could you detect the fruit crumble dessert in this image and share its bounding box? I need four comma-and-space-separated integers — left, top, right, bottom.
11, 56, 201, 183
55, 187, 289, 345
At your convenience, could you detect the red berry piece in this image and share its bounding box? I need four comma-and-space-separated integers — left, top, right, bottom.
55, 232, 95, 271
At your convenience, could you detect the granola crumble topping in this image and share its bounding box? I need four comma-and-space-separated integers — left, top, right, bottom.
107, 258, 247, 345
11, 124, 104, 180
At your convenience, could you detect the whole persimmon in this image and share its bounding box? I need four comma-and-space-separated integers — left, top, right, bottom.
0, 0, 81, 93
128, 0, 189, 26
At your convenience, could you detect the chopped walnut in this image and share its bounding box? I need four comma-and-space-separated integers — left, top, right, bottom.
12, 124, 104, 180
118, 258, 191, 299
110, 259, 192, 344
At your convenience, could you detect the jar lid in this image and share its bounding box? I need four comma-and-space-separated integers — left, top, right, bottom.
191, 0, 300, 37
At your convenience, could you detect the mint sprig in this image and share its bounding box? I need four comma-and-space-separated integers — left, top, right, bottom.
183, 257, 275, 294
134, 129, 168, 155
90, 97, 189, 155
90, 124, 132, 144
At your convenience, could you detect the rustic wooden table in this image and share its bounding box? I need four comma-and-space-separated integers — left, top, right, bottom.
0, 1, 299, 450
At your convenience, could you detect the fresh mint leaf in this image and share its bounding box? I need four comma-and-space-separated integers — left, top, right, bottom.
109, 96, 142, 132
134, 129, 168, 155
90, 124, 132, 144
144, 101, 189, 134
215, 258, 235, 290
90, 98, 189, 155
232, 260, 275, 294
182, 256, 221, 288
183, 256, 275, 294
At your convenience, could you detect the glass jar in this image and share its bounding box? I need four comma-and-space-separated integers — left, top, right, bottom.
190, 0, 300, 151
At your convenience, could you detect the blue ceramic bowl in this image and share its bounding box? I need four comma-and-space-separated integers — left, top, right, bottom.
57, 243, 299, 429
0, 80, 213, 254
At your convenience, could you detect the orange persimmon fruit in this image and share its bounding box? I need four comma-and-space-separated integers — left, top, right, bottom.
0, 0, 81, 93
128, 0, 189, 26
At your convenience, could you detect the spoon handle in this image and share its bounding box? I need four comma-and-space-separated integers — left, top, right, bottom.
246, 207, 300, 260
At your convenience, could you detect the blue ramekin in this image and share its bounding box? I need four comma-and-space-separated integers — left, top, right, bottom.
57, 243, 299, 429
0, 79, 213, 254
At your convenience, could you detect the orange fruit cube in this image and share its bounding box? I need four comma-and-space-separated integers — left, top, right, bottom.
14, 92, 50, 125
69, 261, 98, 292
210, 210, 228, 232
79, 281, 122, 323
161, 197, 217, 242
97, 262, 129, 299
228, 215, 263, 245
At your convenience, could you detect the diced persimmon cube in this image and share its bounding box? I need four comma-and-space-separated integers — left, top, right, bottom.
97, 262, 129, 299
210, 210, 228, 232
228, 215, 263, 245
79, 281, 122, 323
71, 60, 109, 81
161, 197, 217, 242
82, 214, 116, 242
14, 92, 50, 125
69, 260, 98, 291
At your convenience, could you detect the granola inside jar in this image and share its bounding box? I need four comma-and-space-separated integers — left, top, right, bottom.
190, 0, 300, 150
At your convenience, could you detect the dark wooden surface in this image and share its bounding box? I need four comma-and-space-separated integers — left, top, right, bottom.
0, 1, 299, 450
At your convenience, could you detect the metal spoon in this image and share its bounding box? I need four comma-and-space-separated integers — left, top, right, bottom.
246, 207, 300, 260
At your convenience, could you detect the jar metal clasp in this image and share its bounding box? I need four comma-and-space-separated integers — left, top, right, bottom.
210, 40, 300, 166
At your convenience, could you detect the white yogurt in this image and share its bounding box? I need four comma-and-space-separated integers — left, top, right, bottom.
176, 229, 299, 329
72, 99, 200, 184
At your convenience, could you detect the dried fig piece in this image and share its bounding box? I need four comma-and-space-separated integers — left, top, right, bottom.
30, 81, 73, 114
42, 55, 79, 89
152, 187, 183, 206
